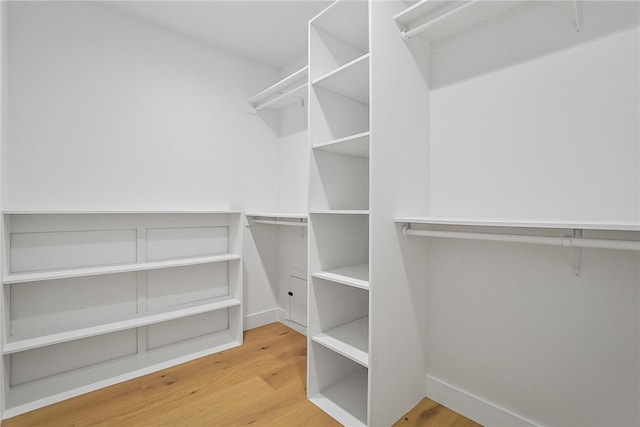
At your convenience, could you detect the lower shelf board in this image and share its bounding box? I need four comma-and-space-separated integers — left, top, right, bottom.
311, 316, 369, 367
309, 369, 368, 427
5, 329, 241, 418
4, 296, 241, 354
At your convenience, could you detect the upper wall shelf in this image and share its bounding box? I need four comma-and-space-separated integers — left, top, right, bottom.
248, 66, 308, 111
394, 0, 526, 43
396, 217, 640, 252
396, 217, 640, 232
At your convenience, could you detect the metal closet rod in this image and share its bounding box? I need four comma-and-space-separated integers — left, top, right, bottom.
401, 0, 582, 41
253, 219, 307, 227
401, 225, 640, 251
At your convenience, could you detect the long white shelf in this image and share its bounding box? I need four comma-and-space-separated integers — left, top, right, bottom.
394, 0, 525, 43
312, 54, 370, 104
3, 209, 239, 214
396, 217, 640, 232
313, 131, 370, 158
312, 263, 369, 290
246, 212, 308, 219
309, 368, 368, 427
4, 253, 241, 284
248, 66, 308, 111
310, 210, 370, 215
5, 330, 241, 418
3, 296, 241, 354
312, 316, 369, 367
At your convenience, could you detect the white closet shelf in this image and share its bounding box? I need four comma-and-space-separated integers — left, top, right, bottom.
309, 368, 368, 427
4, 254, 241, 284
312, 263, 369, 290
2, 209, 240, 214
312, 316, 369, 367
396, 217, 640, 232
247, 213, 308, 227
396, 217, 640, 252
5, 330, 240, 418
3, 296, 241, 354
312, 54, 370, 105
313, 132, 370, 158
310, 210, 369, 215
394, 0, 525, 43
246, 212, 307, 219
248, 66, 308, 111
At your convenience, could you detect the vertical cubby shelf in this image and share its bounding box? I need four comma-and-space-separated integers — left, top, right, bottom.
308, 0, 371, 425
1, 211, 243, 417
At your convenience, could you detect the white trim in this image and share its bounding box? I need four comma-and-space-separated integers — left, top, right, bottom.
243, 308, 281, 331
426, 375, 538, 427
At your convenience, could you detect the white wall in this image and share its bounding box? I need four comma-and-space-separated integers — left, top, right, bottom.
6, 1, 280, 211
421, 2, 640, 426
5, 1, 286, 329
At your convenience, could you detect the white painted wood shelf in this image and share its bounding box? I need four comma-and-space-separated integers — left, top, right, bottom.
247, 212, 308, 227
396, 217, 640, 231
312, 263, 369, 290
5, 330, 241, 418
2, 212, 244, 418
310, 210, 370, 215
4, 296, 241, 354
394, 0, 525, 43
312, 316, 369, 367
4, 253, 241, 284
312, 54, 370, 105
309, 368, 368, 427
313, 131, 370, 158
248, 66, 308, 111
246, 212, 308, 220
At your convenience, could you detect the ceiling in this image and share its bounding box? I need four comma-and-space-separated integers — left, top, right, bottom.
105, 0, 332, 70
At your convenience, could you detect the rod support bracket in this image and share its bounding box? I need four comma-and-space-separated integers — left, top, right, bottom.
572, 229, 583, 277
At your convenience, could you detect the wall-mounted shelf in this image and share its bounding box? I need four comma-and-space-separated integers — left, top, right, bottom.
397, 217, 640, 232
310, 210, 370, 215
248, 66, 308, 111
4, 254, 240, 284
396, 217, 640, 251
4, 296, 241, 354
394, 0, 526, 43
247, 212, 308, 227
313, 131, 370, 158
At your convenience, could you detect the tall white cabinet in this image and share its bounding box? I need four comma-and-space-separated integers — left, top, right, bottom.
1, 211, 243, 418
307, 1, 430, 425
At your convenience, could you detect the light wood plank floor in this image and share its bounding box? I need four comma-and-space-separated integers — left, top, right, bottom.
3, 323, 481, 426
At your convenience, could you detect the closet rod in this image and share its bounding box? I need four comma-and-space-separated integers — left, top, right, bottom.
253, 219, 307, 227
401, 226, 640, 251
401, 0, 475, 41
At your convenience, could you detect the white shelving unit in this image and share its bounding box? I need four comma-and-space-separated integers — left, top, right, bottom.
248, 66, 308, 111
307, 1, 371, 425
1, 211, 243, 417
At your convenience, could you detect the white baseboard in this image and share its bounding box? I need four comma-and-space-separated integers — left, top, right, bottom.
244, 308, 307, 336
243, 308, 280, 330
426, 375, 537, 427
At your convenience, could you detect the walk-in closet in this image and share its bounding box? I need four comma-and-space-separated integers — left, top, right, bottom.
0, 1, 638, 426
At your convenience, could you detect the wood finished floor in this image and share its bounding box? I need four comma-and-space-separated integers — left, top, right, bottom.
3, 323, 481, 427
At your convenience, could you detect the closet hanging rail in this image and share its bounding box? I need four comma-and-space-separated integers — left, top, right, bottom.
400, 226, 640, 251
253, 219, 308, 227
